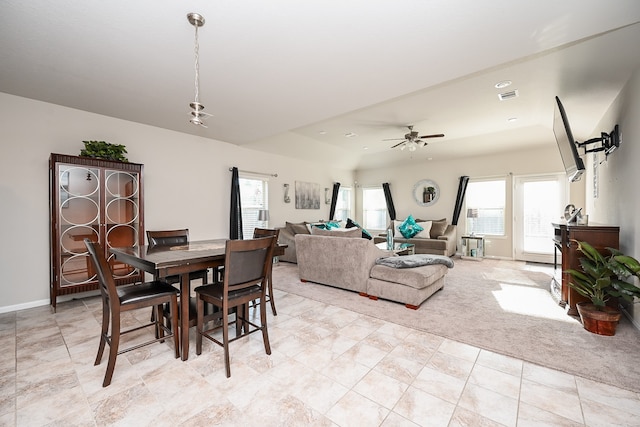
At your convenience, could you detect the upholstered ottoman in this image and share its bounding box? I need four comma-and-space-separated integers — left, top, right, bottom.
366, 263, 448, 309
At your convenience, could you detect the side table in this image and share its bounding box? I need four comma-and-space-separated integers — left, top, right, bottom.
461, 235, 484, 260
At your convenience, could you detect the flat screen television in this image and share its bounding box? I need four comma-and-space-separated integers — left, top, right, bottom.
553, 96, 585, 182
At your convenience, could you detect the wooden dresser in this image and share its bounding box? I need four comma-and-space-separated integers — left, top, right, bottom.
551, 222, 619, 316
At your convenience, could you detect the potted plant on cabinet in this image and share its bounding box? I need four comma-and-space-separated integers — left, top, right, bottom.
566, 240, 640, 336
79, 140, 128, 162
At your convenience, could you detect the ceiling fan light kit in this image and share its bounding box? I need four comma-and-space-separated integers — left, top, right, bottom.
385, 125, 444, 151
187, 12, 212, 128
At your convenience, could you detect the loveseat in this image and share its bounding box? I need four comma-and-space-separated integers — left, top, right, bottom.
373, 218, 457, 257
295, 234, 449, 308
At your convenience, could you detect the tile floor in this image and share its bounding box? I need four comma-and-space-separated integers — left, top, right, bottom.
2, 276, 640, 426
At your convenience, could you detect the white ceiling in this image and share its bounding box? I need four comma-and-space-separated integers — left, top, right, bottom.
2, 1, 640, 170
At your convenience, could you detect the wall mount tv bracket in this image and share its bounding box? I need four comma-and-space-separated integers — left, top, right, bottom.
576, 124, 620, 158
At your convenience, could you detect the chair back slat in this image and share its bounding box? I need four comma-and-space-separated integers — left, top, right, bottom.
147, 229, 189, 246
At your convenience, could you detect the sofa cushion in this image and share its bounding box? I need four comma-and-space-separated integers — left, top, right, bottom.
428, 218, 448, 238
346, 218, 373, 240
414, 220, 432, 238
310, 226, 361, 238
399, 215, 423, 239
286, 221, 310, 235
370, 264, 448, 290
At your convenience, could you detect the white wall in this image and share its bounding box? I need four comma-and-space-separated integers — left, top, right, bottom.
355, 144, 583, 259
584, 67, 640, 324
0, 93, 353, 311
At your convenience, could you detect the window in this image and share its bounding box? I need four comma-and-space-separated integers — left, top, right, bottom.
239, 176, 268, 238
334, 187, 352, 221
362, 187, 387, 230
465, 179, 505, 236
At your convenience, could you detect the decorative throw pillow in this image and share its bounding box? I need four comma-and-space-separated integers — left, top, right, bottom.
345, 218, 373, 240
429, 218, 448, 238
286, 221, 310, 235
414, 220, 432, 238
306, 222, 325, 233
399, 215, 424, 239
311, 227, 361, 238
324, 221, 341, 229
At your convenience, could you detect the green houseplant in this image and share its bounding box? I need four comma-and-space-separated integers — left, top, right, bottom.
566, 240, 640, 335
79, 140, 128, 162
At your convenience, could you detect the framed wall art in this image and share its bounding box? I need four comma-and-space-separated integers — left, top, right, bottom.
295, 181, 320, 209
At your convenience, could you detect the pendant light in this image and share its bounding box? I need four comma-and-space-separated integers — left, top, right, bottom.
187, 13, 211, 127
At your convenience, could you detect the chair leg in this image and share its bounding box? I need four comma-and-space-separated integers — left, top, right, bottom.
196, 296, 204, 355
223, 307, 231, 378
260, 296, 272, 356
157, 304, 165, 342
267, 274, 277, 316
103, 314, 121, 387
94, 301, 109, 366
170, 296, 180, 359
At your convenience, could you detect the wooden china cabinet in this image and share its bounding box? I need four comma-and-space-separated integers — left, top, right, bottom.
49, 153, 145, 311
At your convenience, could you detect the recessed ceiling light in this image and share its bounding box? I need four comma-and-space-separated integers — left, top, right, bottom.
344, 132, 358, 138
363, 146, 369, 150
318, 130, 327, 135
495, 80, 512, 89
507, 117, 518, 122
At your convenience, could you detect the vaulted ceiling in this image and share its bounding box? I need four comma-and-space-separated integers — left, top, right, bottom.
2, 1, 639, 170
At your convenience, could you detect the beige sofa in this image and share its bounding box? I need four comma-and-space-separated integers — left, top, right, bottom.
295, 234, 448, 308
373, 218, 457, 257
277, 221, 362, 263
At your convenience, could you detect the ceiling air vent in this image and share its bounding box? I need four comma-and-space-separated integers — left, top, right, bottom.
498, 89, 519, 101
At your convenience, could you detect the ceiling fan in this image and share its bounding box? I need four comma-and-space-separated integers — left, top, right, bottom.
384, 125, 444, 151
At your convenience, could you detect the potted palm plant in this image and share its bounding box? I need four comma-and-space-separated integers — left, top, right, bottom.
566, 240, 640, 335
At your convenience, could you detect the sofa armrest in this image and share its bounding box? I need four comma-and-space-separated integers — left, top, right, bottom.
438, 224, 456, 240
437, 224, 457, 256
277, 227, 298, 263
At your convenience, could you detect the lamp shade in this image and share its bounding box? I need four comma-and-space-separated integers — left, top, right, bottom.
257, 209, 269, 221
466, 208, 478, 218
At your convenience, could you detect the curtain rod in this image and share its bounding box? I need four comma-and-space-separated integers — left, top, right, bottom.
229, 168, 278, 178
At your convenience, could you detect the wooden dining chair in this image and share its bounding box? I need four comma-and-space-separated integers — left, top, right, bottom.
147, 229, 219, 328
84, 239, 180, 387
146, 229, 211, 286
252, 227, 280, 315
195, 236, 275, 377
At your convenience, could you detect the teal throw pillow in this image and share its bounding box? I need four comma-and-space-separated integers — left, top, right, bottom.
324, 221, 341, 229
399, 215, 424, 239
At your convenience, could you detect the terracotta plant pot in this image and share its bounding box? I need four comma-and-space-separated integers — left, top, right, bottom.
576, 302, 621, 336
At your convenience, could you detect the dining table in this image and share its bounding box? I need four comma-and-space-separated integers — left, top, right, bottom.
110, 238, 286, 360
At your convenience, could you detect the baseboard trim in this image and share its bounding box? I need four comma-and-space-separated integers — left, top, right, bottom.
0, 290, 100, 314
620, 304, 640, 332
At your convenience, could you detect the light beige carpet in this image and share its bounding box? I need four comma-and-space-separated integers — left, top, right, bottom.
272, 258, 640, 393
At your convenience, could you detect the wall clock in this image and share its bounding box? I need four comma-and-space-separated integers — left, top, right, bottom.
413, 179, 439, 207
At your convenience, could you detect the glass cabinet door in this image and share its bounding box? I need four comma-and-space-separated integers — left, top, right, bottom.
104, 170, 140, 278
58, 165, 100, 287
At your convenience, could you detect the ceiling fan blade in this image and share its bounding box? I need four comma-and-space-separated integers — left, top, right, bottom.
390, 141, 407, 149
382, 138, 405, 141
418, 134, 445, 139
